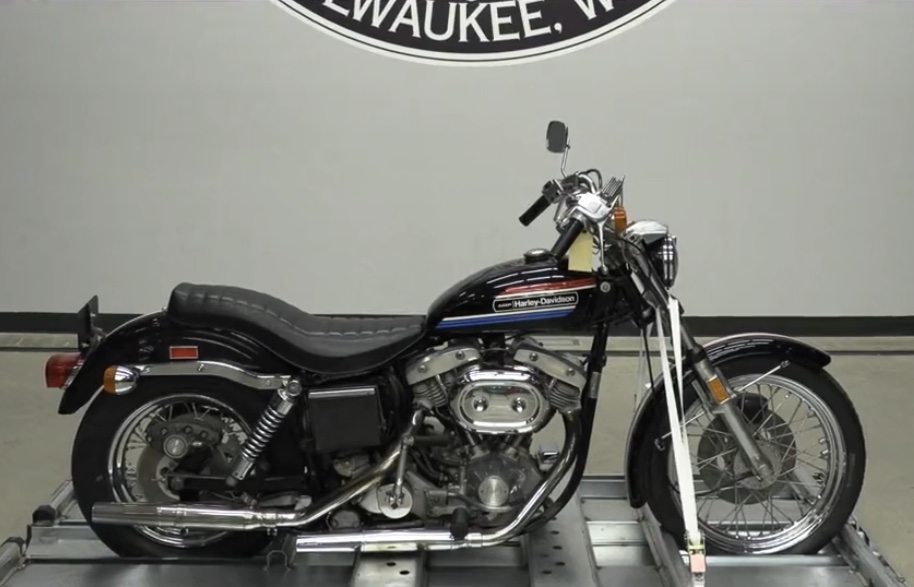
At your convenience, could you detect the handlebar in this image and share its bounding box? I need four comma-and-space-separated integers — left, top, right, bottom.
550, 218, 585, 258
518, 181, 561, 227
518, 194, 551, 227
520, 171, 619, 259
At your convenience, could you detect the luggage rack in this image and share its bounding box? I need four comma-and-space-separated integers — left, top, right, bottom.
0, 475, 906, 587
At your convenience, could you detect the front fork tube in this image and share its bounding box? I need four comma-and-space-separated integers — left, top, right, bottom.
640, 260, 775, 484
678, 325, 776, 484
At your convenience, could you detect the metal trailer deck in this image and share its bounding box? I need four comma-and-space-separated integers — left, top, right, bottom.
0, 475, 906, 587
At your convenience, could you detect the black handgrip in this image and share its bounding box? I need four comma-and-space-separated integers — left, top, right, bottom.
519, 194, 551, 227
551, 218, 585, 258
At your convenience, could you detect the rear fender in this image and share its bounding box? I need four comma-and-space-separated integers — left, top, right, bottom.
623, 333, 831, 507
57, 311, 292, 414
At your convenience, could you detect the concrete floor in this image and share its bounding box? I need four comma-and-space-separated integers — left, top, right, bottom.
0, 344, 912, 579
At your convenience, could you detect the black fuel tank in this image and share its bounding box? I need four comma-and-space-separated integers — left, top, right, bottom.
426, 254, 598, 334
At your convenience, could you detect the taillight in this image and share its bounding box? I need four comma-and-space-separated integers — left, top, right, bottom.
45, 353, 82, 388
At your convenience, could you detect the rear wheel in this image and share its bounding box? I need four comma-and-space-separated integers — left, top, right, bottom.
640, 356, 866, 555
72, 378, 295, 558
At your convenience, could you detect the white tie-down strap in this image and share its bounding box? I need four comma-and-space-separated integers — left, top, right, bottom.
633, 323, 652, 412
655, 298, 706, 586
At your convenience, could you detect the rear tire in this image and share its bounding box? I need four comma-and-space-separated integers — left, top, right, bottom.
639, 356, 866, 555
71, 378, 295, 558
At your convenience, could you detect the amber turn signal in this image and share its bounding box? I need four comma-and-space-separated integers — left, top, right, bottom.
612, 205, 628, 233
102, 366, 118, 394
102, 365, 139, 395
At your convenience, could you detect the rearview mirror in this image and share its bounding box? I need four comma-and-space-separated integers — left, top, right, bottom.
546, 121, 568, 154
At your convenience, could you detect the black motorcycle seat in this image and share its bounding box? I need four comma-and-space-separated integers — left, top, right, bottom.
166, 283, 427, 376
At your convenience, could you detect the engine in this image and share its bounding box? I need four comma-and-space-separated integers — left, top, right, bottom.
404, 338, 588, 433
343, 339, 586, 524
326, 339, 587, 529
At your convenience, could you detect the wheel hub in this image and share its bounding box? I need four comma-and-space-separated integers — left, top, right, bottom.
134, 413, 239, 501
696, 395, 797, 505
163, 435, 189, 459
146, 414, 224, 454
730, 441, 784, 491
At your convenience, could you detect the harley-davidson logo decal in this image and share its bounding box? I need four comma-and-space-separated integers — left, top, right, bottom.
493, 292, 579, 313
272, 0, 677, 66
492, 278, 594, 313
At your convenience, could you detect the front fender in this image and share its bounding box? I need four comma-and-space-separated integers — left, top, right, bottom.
57, 311, 292, 414
623, 332, 831, 507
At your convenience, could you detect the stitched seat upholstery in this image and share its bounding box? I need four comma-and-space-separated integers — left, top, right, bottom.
166, 283, 427, 375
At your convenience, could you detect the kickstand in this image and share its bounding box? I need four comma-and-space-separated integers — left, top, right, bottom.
686, 532, 707, 587
264, 533, 297, 572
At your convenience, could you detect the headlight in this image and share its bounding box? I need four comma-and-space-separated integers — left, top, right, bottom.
620, 220, 680, 288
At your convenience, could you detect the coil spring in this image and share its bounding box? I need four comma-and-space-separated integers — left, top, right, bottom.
239, 387, 298, 462
412, 376, 449, 409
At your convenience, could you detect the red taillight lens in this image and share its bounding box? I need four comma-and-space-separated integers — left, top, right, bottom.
45, 353, 82, 388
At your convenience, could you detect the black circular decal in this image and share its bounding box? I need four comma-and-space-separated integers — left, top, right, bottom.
273, 0, 677, 65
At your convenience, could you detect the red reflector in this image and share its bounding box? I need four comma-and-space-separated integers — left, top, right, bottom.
169, 346, 199, 360
45, 353, 81, 388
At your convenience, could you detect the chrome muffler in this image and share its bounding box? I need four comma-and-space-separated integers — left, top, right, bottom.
92, 454, 397, 529
92, 412, 420, 530
92, 413, 580, 552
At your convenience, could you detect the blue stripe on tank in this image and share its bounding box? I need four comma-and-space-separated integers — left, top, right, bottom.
435, 308, 574, 330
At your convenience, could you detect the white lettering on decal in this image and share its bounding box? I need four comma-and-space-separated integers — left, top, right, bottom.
353, 0, 398, 27
571, 0, 615, 21
317, 0, 619, 44
322, 0, 349, 17
458, 2, 488, 43
423, 1, 456, 41
390, 0, 421, 37
489, 1, 520, 42
518, 0, 551, 38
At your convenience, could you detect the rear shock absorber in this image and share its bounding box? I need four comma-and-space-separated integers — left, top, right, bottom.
226, 378, 303, 486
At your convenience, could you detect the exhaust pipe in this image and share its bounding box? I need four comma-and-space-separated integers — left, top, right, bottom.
92, 412, 580, 553
92, 411, 421, 530
92, 501, 293, 531
294, 414, 580, 552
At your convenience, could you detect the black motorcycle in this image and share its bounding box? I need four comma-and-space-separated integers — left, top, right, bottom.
45, 121, 866, 560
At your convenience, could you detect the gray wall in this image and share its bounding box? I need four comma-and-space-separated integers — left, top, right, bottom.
1, 0, 912, 317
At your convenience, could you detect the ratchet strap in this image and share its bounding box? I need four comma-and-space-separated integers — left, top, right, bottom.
656, 298, 707, 587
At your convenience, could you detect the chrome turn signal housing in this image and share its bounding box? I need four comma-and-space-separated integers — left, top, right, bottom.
102, 365, 140, 395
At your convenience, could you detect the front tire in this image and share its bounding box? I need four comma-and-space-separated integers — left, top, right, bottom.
71, 378, 293, 559
639, 356, 866, 555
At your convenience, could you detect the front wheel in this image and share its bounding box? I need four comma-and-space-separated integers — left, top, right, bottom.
640, 356, 866, 555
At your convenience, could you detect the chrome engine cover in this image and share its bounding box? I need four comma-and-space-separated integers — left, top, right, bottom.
449, 368, 551, 435
465, 447, 542, 510
405, 339, 587, 433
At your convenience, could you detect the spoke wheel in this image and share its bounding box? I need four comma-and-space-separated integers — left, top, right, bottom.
669, 374, 845, 553
641, 356, 866, 555
71, 378, 300, 559
107, 393, 252, 549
